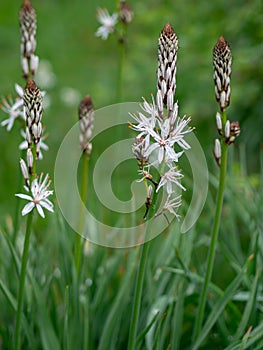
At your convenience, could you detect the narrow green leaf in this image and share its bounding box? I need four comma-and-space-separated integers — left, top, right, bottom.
163, 266, 241, 319
136, 311, 160, 347
29, 276, 61, 350
0, 277, 37, 348
63, 285, 70, 350
234, 269, 260, 341
192, 257, 252, 350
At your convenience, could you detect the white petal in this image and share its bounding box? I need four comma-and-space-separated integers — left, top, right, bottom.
144, 142, 159, 158
40, 199, 54, 213
36, 204, 45, 218
19, 140, 28, 150
158, 146, 164, 164
21, 202, 35, 216
15, 193, 33, 201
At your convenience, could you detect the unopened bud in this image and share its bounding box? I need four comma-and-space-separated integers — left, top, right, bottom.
214, 139, 221, 167
216, 112, 222, 133
78, 95, 94, 158
226, 121, 241, 145
119, 1, 133, 24
27, 147, 33, 173
20, 158, 29, 180
224, 120, 230, 139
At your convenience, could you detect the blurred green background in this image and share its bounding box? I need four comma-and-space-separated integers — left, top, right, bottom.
0, 0, 262, 221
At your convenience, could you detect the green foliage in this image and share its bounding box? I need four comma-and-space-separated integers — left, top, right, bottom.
0, 0, 263, 349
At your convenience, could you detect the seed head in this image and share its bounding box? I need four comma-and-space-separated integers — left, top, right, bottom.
213, 36, 232, 111
157, 23, 178, 116
78, 95, 94, 158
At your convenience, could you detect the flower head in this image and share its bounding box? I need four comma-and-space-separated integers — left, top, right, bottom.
162, 194, 182, 216
131, 23, 193, 219
156, 164, 185, 194
15, 173, 53, 218
0, 84, 25, 131
95, 8, 118, 40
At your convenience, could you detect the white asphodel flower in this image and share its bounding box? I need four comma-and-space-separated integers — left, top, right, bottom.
15, 173, 54, 218
156, 163, 185, 194
162, 194, 182, 216
131, 99, 192, 165
0, 84, 25, 131
95, 8, 118, 40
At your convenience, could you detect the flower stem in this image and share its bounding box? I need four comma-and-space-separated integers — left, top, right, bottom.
117, 39, 125, 102
75, 155, 89, 276
193, 111, 228, 342
127, 189, 157, 350
15, 211, 34, 350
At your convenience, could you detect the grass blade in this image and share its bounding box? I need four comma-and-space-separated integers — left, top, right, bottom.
192, 255, 253, 350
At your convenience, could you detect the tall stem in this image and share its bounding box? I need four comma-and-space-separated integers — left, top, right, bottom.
117, 40, 125, 103
127, 189, 157, 350
193, 111, 228, 342
15, 211, 34, 350
75, 155, 89, 276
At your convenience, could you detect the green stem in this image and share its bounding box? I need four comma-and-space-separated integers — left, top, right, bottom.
15, 211, 34, 350
127, 236, 150, 350
193, 111, 228, 342
75, 155, 89, 276
117, 39, 125, 102
12, 169, 22, 244
127, 189, 157, 350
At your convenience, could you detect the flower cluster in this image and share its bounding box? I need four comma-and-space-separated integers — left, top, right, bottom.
131, 23, 192, 219
16, 80, 53, 218
1, 0, 49, 158
213, 37, 240, 166
95, 1, 133, 40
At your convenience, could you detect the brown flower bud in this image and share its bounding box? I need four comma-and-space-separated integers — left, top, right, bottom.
78, 95, 94, 158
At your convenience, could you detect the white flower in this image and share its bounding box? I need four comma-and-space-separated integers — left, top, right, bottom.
15, 173, 54, 218
144, 119, 184, 164
169, 115, 192, 150
95, 8, 118, 40
162, 194, 182, 216
131, 97, 192, 165
0, 84, 25, 131
156, 163, 185, 194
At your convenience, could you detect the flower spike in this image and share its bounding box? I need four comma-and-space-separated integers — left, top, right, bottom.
19, 0, 39, 79
78, 95, 94, 158
157, 23, 178, 116
213, 36, 232, 112
23, 79, 43, 149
